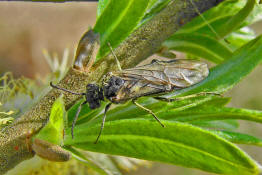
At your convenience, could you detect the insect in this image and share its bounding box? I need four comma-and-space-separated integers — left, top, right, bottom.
50, 0, 222, 144
50, 45, 210, 143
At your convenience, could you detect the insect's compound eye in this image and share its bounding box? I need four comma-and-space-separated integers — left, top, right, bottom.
115, 77, 124, 86
108, 76, 124, 86
151, 59, 159, 64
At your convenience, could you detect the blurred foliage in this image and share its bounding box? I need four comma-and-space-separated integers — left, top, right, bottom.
0, 72, 35, 125
0, 102, 14, 130
42, 48, 71, 82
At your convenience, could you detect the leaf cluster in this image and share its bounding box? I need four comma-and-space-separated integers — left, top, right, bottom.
57, 0, 262, 174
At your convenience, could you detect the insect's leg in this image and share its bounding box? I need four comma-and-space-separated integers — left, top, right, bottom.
50, 82, 85, 95
107, 42, 122, 71
153, 96, 174, 102
154, 92, 222, 102
94, 103, 112, 144
132, 99, 165, 128
71, 101, 87, 139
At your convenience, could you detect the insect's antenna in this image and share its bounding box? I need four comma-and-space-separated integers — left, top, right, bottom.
50, 82, 85, 95
94, 103, 112, 144
71, 101, 87, 139
189, 0, 221, 40
107, 42, 122, 71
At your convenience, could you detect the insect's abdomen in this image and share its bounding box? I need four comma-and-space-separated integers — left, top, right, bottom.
109, 80, 165, 104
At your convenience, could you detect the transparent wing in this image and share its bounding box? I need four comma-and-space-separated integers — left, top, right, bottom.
114, 59, 209, 89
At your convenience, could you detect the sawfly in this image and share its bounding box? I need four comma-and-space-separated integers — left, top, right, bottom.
50, 0, 222, 143
50, 44, 210, 143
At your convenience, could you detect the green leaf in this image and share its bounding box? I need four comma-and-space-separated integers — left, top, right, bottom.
73, 96, 237, 133
163, 33, 233, 63
65, 146, 110, 175
191, 120, 239, 131
211, 130, 262, 147
241, 0, 262, 26
94, 0, 150, 59
82, 96, 216, 128
226, 27, 256, 50
172, 35, 262, 96
67, 100, 106, 127
139, 0, 171, 25
65, 120, 260, 175
216, 0, 256, 38
161, 103, 262, 124
178, 0, 256, 39
35, 95, 66, 144
97, 0, 110, 18
198, 97, 231, 107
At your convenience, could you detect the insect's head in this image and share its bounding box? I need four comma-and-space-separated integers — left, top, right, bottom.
85, 84, 104, 109
103, 75, 125, 102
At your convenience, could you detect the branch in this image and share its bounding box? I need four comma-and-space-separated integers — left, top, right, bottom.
0, 0, 224, 174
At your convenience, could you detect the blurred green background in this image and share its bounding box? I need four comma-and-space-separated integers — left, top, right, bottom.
0, 2, 261, 175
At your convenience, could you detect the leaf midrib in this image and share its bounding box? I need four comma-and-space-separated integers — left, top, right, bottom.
100, 0, 138, 44
71, 134, 256, 173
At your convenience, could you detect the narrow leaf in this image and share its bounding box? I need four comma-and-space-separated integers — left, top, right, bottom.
171, 35, 262, 96
211, 130, 262, 147
191, 120, 239, 131
65, 120, 259, 175
35, 95, 66, 144
161, 105, 262, 124
217, 0, 256, 38
97, 0, 110, 18
83, 96, 217, 127
226, 27, 256, 50
177, 0, 256, 39
140, 0, 171, 25
65, 146, 110, 175
163, 33, 233, 63
73, 96, 231, 130
94, 0, 150, 58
